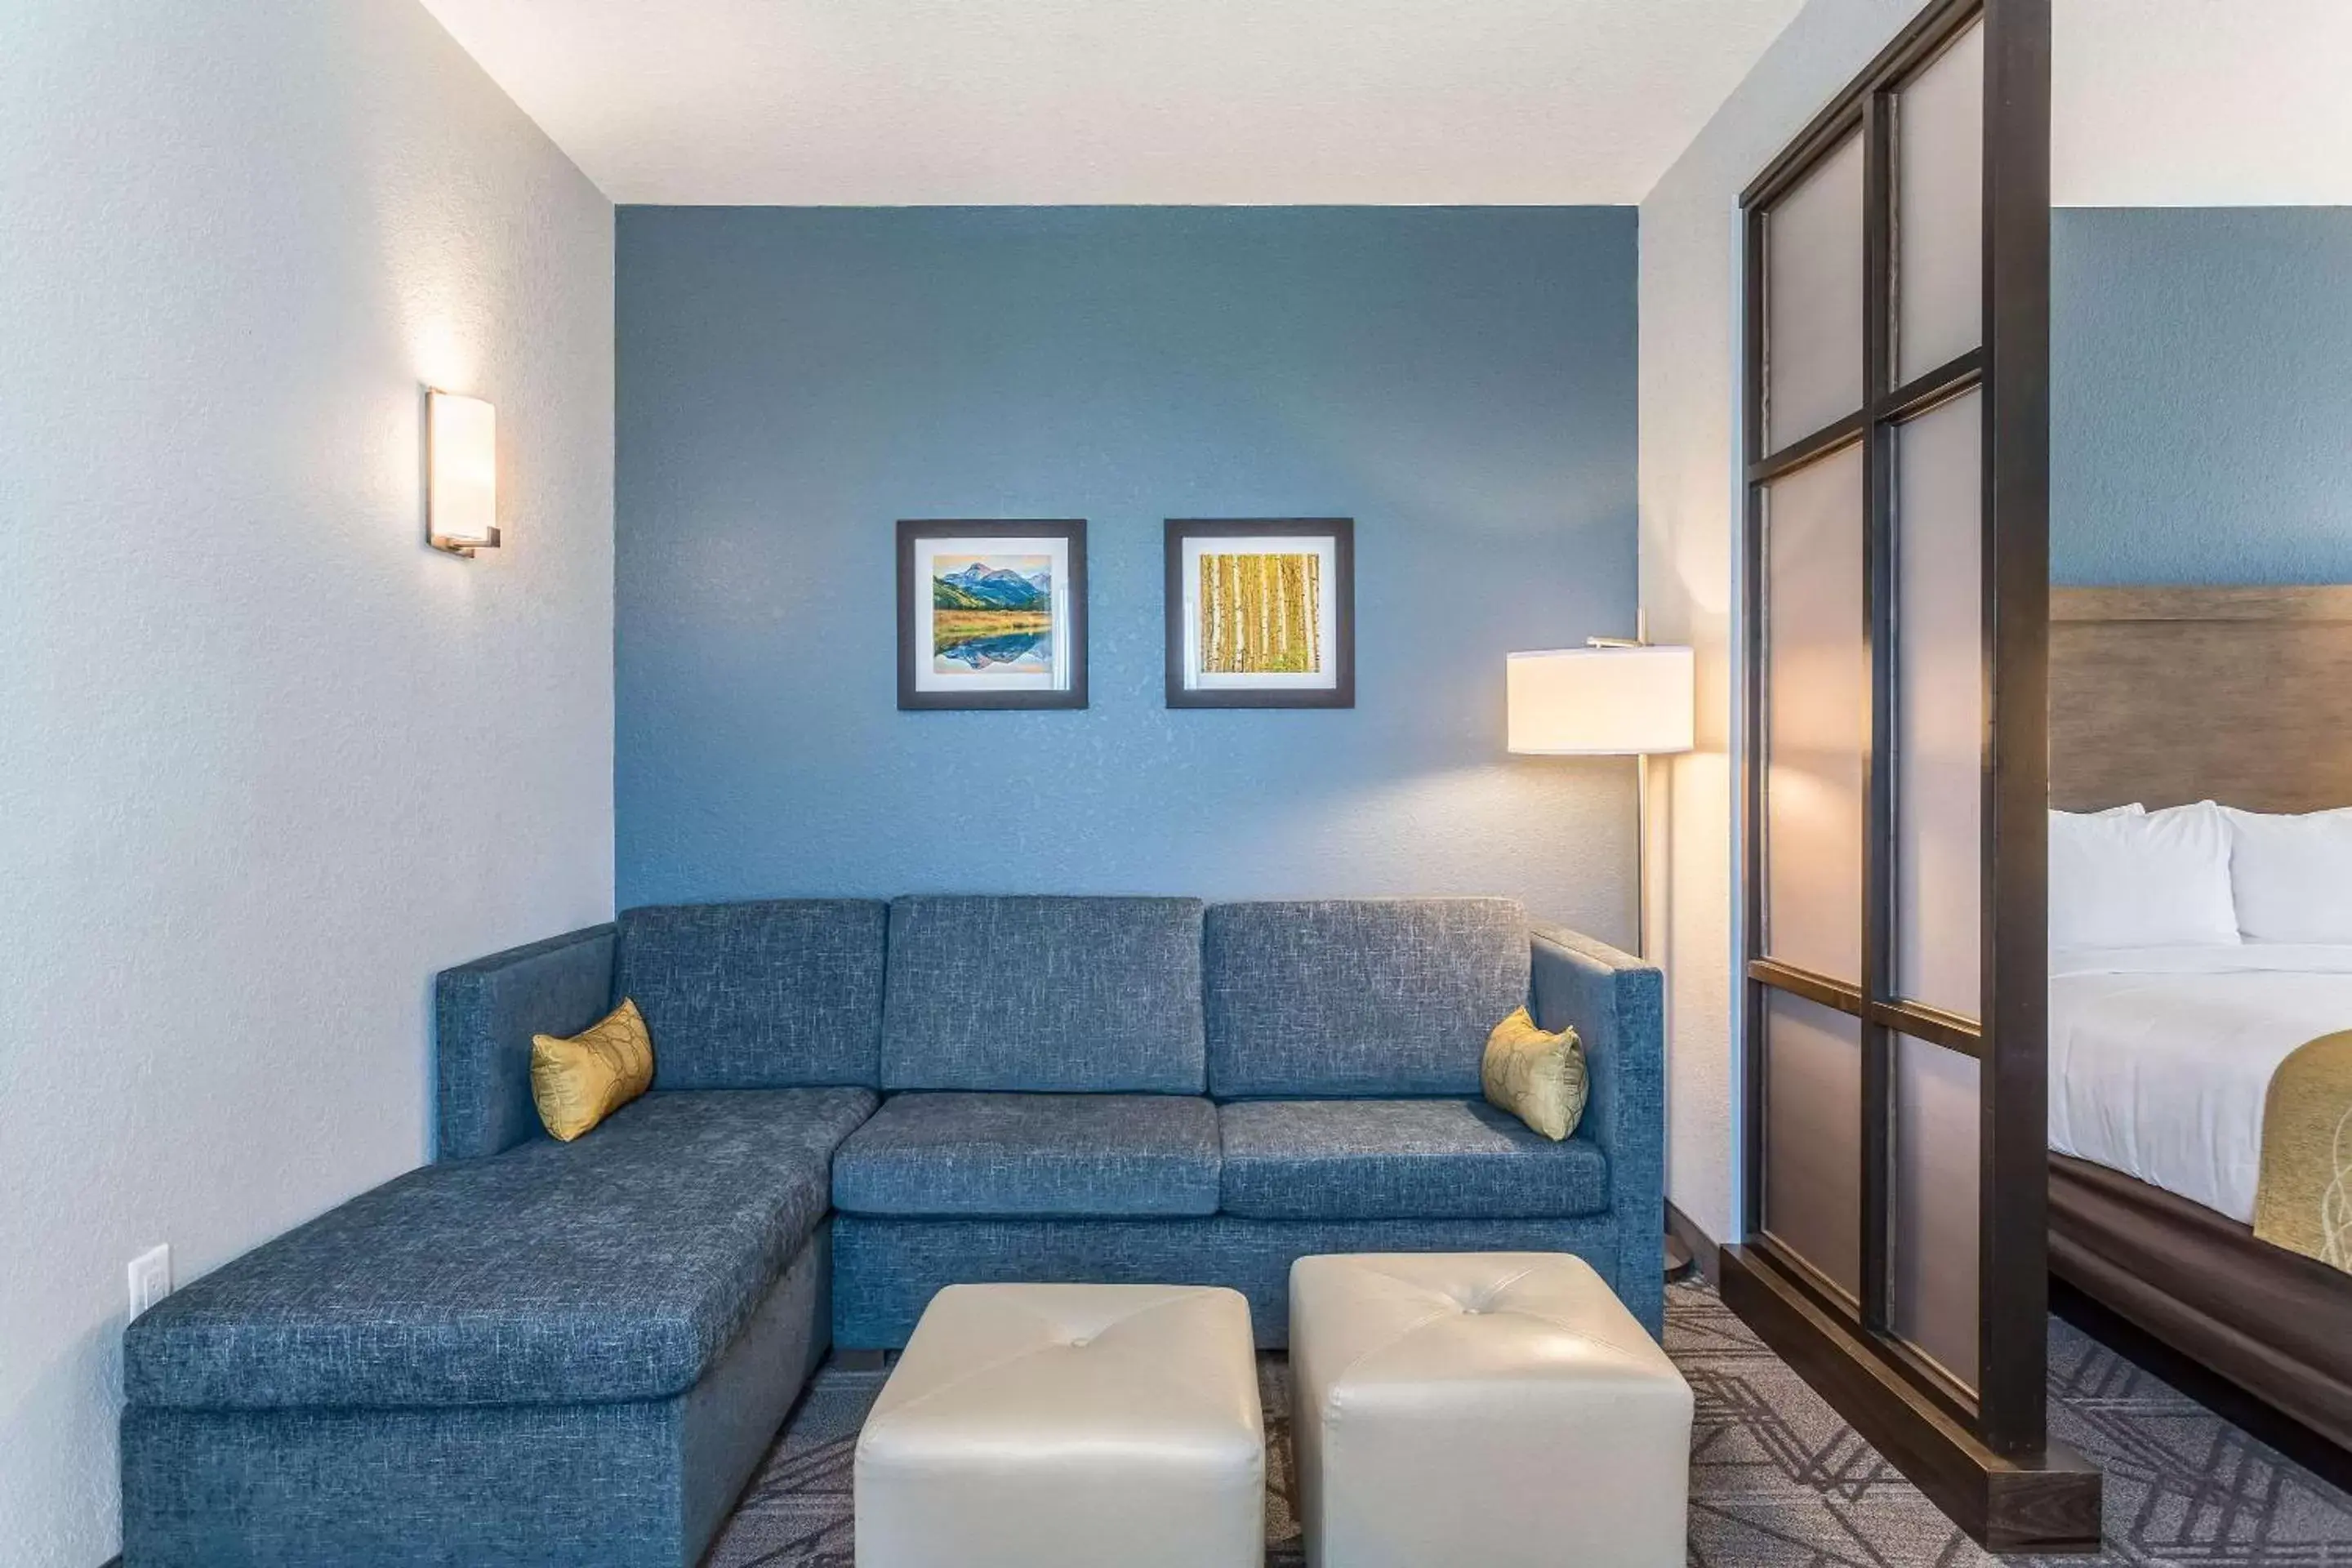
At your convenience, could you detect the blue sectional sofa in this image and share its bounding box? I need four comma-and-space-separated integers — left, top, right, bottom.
120, 896, 1660, 1567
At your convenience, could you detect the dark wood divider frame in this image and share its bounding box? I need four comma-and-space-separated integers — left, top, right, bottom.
1723, 0, 2100, 1548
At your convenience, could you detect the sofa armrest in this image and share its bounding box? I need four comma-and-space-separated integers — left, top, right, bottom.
1529, 922, 1665, 1334
434, 924, 617, 1161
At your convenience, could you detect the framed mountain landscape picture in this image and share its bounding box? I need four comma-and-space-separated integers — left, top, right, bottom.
1165, 518, 1355, 708
897, 519, 1088, 710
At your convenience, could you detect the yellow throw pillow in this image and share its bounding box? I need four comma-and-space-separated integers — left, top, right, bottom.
1481, 1006, 1587, 1141
531, 998, 655, 1143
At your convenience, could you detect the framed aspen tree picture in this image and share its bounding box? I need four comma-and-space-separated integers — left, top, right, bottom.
1163, 519, 1355, 709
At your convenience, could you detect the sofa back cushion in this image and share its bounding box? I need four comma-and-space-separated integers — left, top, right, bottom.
881, 896, 1205, 1092
1205, 898, 1530, 1097
617, 901, 888, 1088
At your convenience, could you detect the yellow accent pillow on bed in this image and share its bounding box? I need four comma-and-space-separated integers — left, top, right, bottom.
1481, 1007, 1587, 1141
531, 998, 655, 1142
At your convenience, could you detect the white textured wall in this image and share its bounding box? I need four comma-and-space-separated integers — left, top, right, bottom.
2054, 0, 2352, 206
1637, 0, 1921, 1245
0, 4, 613, 1562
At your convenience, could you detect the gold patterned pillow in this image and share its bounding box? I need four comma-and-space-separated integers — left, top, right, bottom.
1481, 1006, 1587, 1141
531, 998, 655, 1142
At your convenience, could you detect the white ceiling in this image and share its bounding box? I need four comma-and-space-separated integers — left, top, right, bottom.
417, 0, 1807, 205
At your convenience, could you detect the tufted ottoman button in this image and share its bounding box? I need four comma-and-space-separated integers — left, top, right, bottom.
1290, 1252, 1692, 1568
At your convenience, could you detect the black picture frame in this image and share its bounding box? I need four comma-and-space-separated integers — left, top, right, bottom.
1164, 518, 1356, 709
897, 519, 1088, 710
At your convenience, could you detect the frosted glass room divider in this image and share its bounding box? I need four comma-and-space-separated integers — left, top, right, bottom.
1724, 0, 2101, 1548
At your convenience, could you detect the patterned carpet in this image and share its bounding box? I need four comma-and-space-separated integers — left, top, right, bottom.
704, 1280, 2352, 1566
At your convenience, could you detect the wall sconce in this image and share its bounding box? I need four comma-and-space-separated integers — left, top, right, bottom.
425, 390, 499, 557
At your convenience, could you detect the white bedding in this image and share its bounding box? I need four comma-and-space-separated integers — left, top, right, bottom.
2049, 944, 2352, 1223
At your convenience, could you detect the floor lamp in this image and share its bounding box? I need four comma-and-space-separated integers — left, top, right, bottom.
1507, 631, 1697, 1277
1504, 634, 1695, 956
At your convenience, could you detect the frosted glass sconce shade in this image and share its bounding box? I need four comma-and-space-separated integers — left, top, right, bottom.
1507, 645, 1695, 755
427, 390, 498, 557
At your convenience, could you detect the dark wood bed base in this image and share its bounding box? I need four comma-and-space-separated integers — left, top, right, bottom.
2047, 1152, 2352, 1481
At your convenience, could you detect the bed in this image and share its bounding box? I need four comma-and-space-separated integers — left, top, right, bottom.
2047, 586, 2352, 1464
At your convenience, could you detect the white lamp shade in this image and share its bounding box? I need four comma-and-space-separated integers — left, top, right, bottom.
1508, 645, 1695, 755
427, 390, 497, 549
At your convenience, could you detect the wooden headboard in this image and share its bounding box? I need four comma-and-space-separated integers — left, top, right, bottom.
2050, 586, 2352, 813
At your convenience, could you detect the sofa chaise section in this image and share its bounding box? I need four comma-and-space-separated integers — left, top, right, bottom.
121, 1088, 873, 1566
122, 902, 892, 1568
125, 1090, 871, 1412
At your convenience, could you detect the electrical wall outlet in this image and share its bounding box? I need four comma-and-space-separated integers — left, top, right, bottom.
127, 1244, 172, 1318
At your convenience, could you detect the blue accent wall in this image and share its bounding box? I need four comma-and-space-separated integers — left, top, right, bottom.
2053, 207, 2352, 586
616, 207, 1639, 935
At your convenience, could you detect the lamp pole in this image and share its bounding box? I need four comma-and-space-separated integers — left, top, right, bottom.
1588, 619, 1686, 1275
1586, 610, 1652, 960
1502, 616, 1695, 1280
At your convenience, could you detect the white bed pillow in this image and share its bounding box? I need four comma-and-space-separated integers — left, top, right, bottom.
2221, 806, 2352, 944
2049, 801, 2238, 950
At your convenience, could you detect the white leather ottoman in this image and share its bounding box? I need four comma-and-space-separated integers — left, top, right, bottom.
1290, 1253, 1692, 1568
853, 1282, 1265, 1568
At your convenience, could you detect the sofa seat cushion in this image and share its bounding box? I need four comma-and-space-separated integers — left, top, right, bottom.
123, 1088, 878, 1411
832, 1092, 1221, 1218
1218, 1098, 1607, 1221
